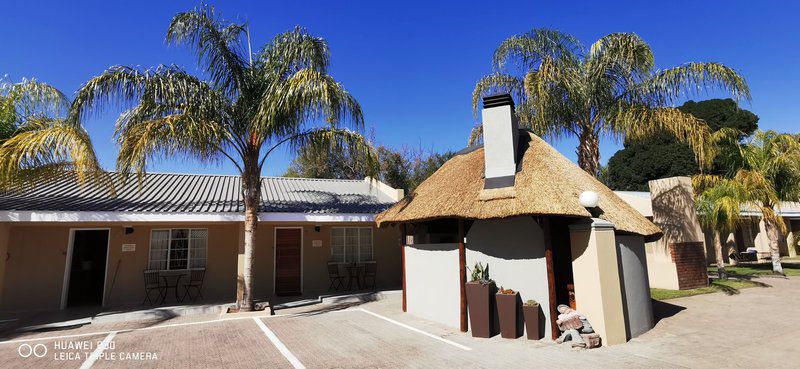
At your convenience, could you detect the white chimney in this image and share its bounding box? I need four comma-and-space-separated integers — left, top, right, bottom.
481, 94, 519, 189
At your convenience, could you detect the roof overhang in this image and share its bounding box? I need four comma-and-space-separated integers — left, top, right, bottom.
0, 211, 376, 223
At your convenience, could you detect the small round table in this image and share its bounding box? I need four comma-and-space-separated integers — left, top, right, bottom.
345, 265, 364, 291
160, 274, 184, 304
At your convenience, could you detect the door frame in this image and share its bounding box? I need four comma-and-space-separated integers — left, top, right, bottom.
273, 226, 303, 295
60, 228, 111, 309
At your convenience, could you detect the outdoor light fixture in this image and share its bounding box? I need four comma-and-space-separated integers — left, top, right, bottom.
314, 225, 321, 232
124, 226, 134, 235
579, 191, 599, 208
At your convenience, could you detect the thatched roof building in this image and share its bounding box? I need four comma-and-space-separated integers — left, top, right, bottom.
376, 130, 662, 242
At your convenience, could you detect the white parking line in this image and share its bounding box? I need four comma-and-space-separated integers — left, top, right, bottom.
79, 331, 116, 369
357, 308, 471, 351
252, 317, 306, 369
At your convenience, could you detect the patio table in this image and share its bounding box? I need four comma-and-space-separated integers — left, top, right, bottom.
159, 273, 185, 304
345, 265, 364, 291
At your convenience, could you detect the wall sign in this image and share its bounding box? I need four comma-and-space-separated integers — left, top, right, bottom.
312, 240, 323, 248
121, 244, 136, 252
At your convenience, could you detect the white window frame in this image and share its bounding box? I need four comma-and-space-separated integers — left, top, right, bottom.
148, 228, 208, 271
330, 227, 374, 264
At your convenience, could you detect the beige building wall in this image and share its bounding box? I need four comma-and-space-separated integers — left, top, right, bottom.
0, 222, 240, 311
252, 222, 401, 298
0, 224, 11, 307
1, 220, 400, 311
569, 219, 627, 346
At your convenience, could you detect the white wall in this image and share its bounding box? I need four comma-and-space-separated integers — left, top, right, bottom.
465, 217, 550, 336
405, 243, 461, 328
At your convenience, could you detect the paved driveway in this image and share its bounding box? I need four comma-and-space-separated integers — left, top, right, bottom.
1, 277, 797, 368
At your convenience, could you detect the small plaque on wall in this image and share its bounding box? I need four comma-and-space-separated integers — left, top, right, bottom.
312, 240, 323, 248
405, 235, 414, 245
122, 244, 136, 252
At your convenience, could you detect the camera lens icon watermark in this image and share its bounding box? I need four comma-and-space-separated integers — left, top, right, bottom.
18, 343, 47, 358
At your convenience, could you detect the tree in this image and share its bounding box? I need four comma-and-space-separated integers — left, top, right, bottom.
693, 176, 747, 279
605, 99, 759, 190
472, 29, 750, 176
701, 130, 800, 275
284, 143, 372, 179
69, 5, 375, 310
0, 78, 102, 187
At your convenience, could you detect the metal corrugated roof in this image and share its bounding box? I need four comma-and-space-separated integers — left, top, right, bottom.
0, 173, 396, 214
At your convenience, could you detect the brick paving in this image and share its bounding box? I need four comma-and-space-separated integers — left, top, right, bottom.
0, 276, 797, 368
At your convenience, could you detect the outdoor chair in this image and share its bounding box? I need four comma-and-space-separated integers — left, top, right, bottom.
327, 263, 345, 291
143, 269, 166, 305
182, 268, 206, 302
363, 262, 377, 289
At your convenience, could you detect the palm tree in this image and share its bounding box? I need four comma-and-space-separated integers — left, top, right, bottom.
693, 176, 747, 279
718, 131, 800, 274
472, 29, 750, 175
69, 5, 376, 310
0, 78, 102, 187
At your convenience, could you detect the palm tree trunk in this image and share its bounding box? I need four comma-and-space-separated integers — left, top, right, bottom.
713, 231, 726, 279
238, 159, 261, 311
763, 217, 785, 275
577, 128, 600, 176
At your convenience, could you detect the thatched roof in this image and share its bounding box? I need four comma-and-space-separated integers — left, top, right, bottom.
376, 131, 662, 241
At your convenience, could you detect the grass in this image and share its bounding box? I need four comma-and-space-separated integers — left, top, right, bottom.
707, 262, 800, 277
650, 279, 764, 301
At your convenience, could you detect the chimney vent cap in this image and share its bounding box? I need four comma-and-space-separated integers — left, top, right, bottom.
482, 94, 515, 109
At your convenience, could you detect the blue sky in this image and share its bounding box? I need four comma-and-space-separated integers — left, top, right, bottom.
2, 1, 798, 176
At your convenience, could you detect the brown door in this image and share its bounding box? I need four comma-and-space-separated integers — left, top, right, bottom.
275, 228, 302, 296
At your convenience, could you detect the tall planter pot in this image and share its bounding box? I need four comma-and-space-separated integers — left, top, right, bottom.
465, 281, 495, 338
496, 292, 522, 339
522, 304, 541, 340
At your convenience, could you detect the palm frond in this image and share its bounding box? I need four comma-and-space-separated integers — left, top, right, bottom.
166, 4, 247, 95
634, 62, 750, 106
0, 117, 102, 188
492, 28, 581, 71
471, 73, 525, 115
258, 26, 330, 77
1, 78, 69, 125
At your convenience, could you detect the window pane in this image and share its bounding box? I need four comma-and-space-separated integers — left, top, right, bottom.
172, 229, 189, 239
190, 234, 207, 268
330, 228, 345, 263
149, 230, 170, 270
359, 228, 373, 262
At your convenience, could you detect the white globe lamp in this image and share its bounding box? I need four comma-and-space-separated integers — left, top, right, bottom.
579, 191, 599, 208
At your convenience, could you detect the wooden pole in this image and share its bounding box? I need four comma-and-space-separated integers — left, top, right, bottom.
400, 223, 407, 312
458, 219, 467, 332
541, 217, 559, 340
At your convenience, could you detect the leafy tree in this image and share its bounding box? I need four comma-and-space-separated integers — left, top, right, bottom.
67, 5, 375, 310
0, 78, 102, 186
696, 130, 800, 275
472, 29, 749, 176
284, 142, 454, 194
605, 99, 759, 190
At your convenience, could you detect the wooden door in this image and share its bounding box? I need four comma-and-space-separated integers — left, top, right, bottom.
275, 228, 302, 296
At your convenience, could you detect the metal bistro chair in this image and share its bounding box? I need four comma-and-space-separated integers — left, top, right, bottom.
363, 262, 377, 289
182, 268, 206, 302
143, 269, 166, 305
327, 263, 345, 291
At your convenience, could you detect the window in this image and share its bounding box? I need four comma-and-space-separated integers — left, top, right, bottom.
148, 229, 208, 270
330, 227, 373, 263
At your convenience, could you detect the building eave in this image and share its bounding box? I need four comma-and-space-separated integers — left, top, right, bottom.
0, 211, 377, 223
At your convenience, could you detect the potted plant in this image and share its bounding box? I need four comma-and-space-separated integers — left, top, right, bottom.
522, 299, 541, 340
496, 287, 522, 339
465, 262, 495, 338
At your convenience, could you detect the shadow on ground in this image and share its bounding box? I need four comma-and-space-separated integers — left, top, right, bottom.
652, 299, 686, 325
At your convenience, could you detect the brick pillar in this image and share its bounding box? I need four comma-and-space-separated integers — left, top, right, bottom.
569, 218, 627, 345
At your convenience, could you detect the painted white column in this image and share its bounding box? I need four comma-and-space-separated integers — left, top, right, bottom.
569, 218, 627, 345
